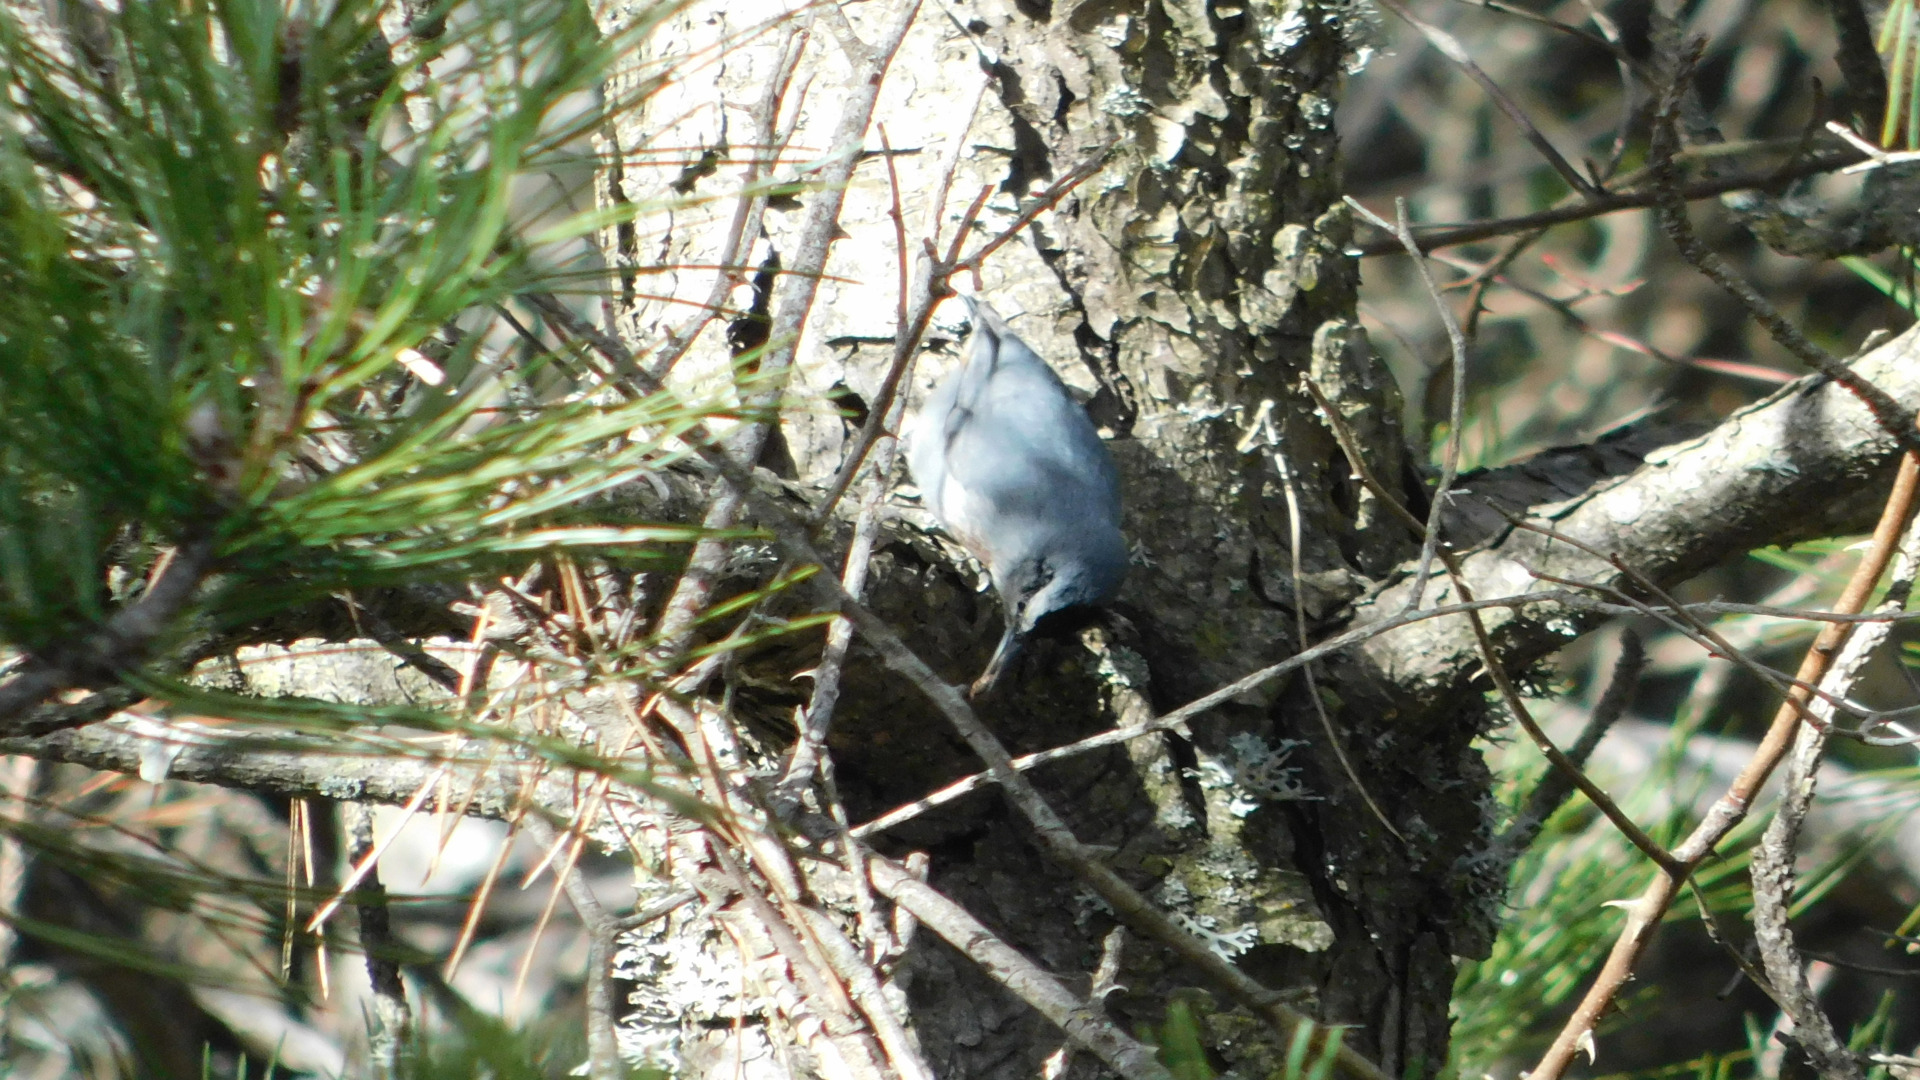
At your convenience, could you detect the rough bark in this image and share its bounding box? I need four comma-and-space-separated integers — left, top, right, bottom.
597, 0, 1428, 1073
575, 0, 1920, 1074
10, 0, 1919, 1074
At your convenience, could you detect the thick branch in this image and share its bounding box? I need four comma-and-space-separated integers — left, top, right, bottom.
1360, 325, 1920, 723
0, 724, 542, 819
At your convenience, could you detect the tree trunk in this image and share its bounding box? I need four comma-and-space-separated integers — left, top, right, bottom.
11, 0, 1920, 1072
588, 0, 1920, 1074
598, 0, 1471, 1073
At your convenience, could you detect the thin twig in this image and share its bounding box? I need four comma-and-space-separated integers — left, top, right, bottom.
1304, 375, 1701, 897
1454, 571, 1678, 872
1348, 149, 1864, 256
1506, 519, 1859, 733
849, 586, 1901, 838
1495, 631, 1644, 859
868, 856, 1177, 1080
774, 115, 925, 809
1376, 0, 1604, 198
1433, 248, 1797, 385
645, 0, 923, 666
1263, 408, 1404, 841
1648, 41, 1920, 460
1572, 0, 1638, 180
347, 804, 414, 1080
793, 904, 938, 1080
334, 593, 465, 692
774, 457, 893, 809
1685, 877, 1783, 1008
523, 818, 623, 1080
1749, 516, 1920, 1080
707, 847, 891, 1078
1342, 196, 1467, 610
1527, 450, 1920, 1080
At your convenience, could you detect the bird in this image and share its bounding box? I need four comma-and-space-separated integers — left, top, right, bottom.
906, 295, 1127, 698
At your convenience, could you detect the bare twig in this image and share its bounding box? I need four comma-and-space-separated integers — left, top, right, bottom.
706, 848, 891, 1080
1528, 449, 1920, 1080
334, 593, 465, 692
867, 856, 1176, 1080
1433, 248, 1797, 385
1648, 42, 1920, 460
1047, 925, 1132, 1080
522, 818, 623, 1080
614, 887, 698, 930
644, 0, 923, 668
1574, 0, 1638, 180
1748, 515, 1920, 1080
1302, 373, 1672, 860
793, 903, 938, 1080
1685, 877, 1782, 1008
804, 190, 977, 527
848, 595, 1557, 836
347, 804, 414, 1080
1261, 407, 1404, 840
1348, 149, 1865, 256
775, 117, 925, 808
773, 457, 892, 809
848, 586, 1908, 838
1507, 519, 1855, 734
1376, 0, 1604, 198
1342, 196, 1467, 610
1456, 227, 1545, 348
1495, 631, 1644, 859
1456, 572, 1677, 872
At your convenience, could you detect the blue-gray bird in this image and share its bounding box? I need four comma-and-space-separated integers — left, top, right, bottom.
907, 295, 1127, 698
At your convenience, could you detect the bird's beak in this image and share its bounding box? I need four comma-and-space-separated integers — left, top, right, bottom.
968, 624, 1024, 700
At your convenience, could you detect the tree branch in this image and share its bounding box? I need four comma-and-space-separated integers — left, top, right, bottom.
1527, 448, 1920, 1080
1359, 324, 1920, 723
1747, 513, 1920, 1080
1348, 149, 1865, 256
0, 536, 217, 736
868, 856, 1177, 1080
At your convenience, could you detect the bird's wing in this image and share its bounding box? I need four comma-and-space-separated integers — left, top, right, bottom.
905, 372, 963, 520
940, 362, 1120, 527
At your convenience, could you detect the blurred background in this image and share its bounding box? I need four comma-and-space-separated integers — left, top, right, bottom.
1342, 0, 1920, 1073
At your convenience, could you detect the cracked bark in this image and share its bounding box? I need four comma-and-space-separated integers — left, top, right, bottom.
578, 0, 1920, 1074
9, 0, 1919, 1074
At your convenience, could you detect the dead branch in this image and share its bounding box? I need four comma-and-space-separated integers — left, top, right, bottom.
347, 804, 414, 1080
0, 536, 216, 736
1648, 40, 1920, 459
1746, 515, 1920, 1080
1348, 148, 1865, 256
867, 856, 1177, 1080
1526, 451, 1920, 1080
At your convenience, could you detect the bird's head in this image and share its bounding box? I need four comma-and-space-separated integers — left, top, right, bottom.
969, 540, 1127, 699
